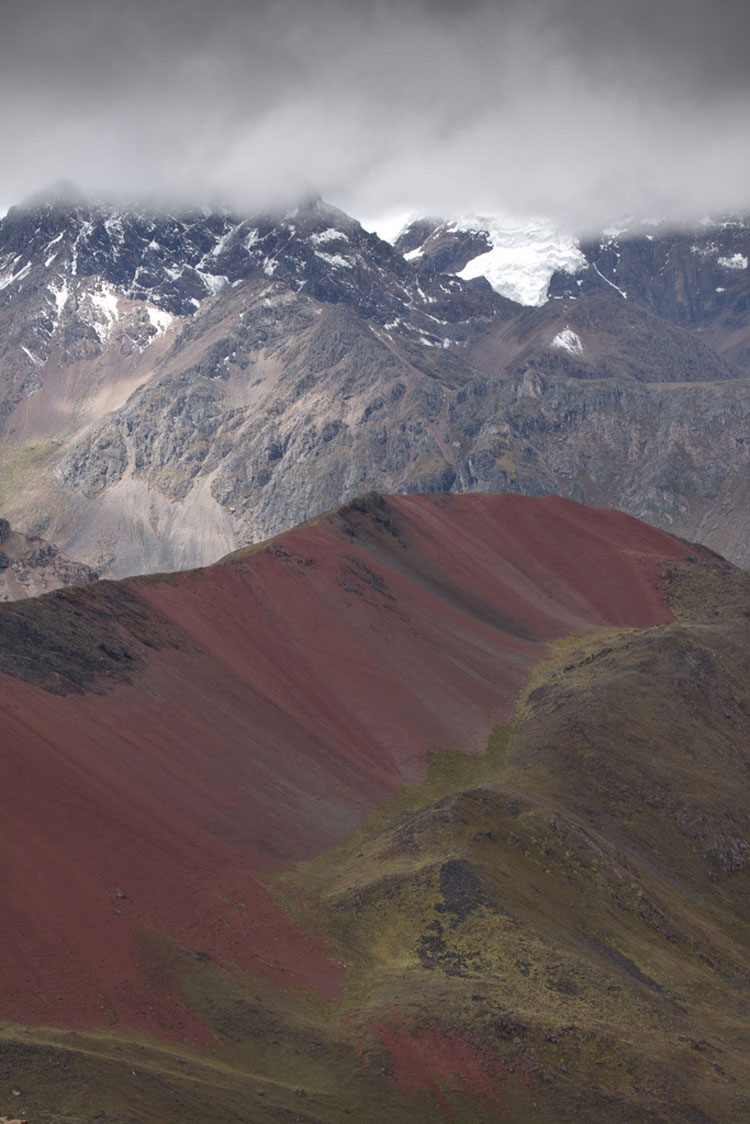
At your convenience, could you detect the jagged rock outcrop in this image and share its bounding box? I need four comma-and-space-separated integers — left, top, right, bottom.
0, 517, 98, 600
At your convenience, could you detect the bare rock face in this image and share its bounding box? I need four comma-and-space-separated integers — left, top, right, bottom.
548, 217, 750, 367
1, 187, 750, 578
0, 518, 98, 601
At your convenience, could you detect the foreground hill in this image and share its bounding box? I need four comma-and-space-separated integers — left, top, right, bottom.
1, 188, 750, 575
0, 493, 748, 1123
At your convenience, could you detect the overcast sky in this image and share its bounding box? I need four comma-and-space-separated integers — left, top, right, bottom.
1, 0, 748, 233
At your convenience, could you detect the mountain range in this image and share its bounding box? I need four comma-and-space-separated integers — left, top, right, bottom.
1, 184, 750, 1122
1, 185, 749, 582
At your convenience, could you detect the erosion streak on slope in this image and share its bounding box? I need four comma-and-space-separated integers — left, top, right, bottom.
0, 494, 697, 1042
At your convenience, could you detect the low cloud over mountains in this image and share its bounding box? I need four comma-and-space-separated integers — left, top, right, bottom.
2, 0, 749, 230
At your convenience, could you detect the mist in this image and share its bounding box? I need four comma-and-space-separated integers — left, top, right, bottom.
1, 0, 748, 234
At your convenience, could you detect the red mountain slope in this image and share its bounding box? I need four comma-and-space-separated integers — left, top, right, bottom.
0, 493, 699, 1042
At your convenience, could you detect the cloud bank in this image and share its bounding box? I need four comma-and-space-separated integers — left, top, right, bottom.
1, 0, 749, 232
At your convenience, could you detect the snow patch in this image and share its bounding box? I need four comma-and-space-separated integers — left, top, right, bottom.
21, 345, 43, 367
455, 214, 586, 306
44, 232, 64, 266
196, 270, 228, 295
147, 306, 174, 335
314, 251, 353, 269
0, 262, 31, 290
551, 327, 584, 355
89, 285, 120, 338
718, 253, 748, 270
310, 228, 348, 245
49, 281, 70, 318
592, 262, 627, 299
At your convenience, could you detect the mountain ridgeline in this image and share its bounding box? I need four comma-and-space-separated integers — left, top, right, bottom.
0, 187, 749, 582
0, 493, 748, 1123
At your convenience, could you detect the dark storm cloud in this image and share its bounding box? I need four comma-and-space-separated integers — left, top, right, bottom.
1, 0, 748, 231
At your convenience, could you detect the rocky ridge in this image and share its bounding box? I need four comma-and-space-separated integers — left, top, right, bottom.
0, 187, 749, 577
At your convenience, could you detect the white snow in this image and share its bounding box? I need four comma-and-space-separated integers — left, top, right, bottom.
263, 257, 278, 277
551, 327, 584, 355
21, 345, 43, 367
310, 228, 348, 245
592, 261, 627, 299
314, 250, 353, 269
404, 247, 423, 261
0, 261, 31, 290
718, 253, 748, 270
44, 233, 64, 265
89, 285, 120, 337
454, 214, 587, 306
49, 281, 69, 317
196, 269, 229, 295
147, 306, 173, 334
